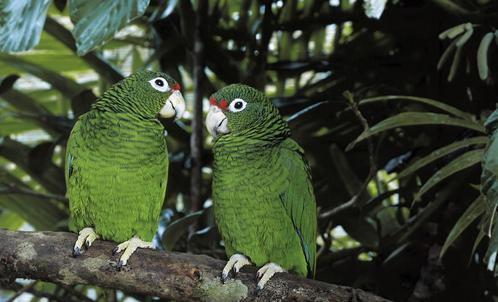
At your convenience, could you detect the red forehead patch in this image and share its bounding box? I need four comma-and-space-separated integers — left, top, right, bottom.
219, 99, 228, 110
209, 96, 217, 106
171, 83, 181, 91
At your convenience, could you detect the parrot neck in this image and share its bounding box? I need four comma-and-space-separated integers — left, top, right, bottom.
92, 87, 156, 119
213, 116, 290, 155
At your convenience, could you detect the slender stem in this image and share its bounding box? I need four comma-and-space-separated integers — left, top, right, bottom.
189, 0, 207, 222
1, 183, 68, 203
319, 91, 377, 219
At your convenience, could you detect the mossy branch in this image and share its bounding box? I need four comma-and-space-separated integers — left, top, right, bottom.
0, 230, 391, 302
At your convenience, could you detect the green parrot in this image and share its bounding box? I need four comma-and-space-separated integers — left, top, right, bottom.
65, 70, 185, 268
206, 84, 317, 289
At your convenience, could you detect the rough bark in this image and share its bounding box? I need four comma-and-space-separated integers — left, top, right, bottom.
0, 230, 391, 302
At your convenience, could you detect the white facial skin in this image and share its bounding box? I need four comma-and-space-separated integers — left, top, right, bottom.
206, 105, 229, 138
149, 77, 186, 119
159, 90, 186, 119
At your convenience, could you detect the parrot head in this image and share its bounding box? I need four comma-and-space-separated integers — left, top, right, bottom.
96, 70, 186, 119
206, 84, 289, 139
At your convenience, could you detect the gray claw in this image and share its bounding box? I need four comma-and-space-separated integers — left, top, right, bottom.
221, 272, 229, 283
72, 247, 82, 257
112, 247, 119, 255
116, 260, 124, 271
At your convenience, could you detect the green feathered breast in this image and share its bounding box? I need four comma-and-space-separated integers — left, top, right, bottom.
65, 71, 177, 243
210, 84, 317, 277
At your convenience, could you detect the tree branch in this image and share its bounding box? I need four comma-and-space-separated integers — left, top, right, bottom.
189, 0, 207, 223
0, 230, 392, 302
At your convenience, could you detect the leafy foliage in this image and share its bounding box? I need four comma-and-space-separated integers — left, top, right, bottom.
69, 0, 151, 55
0, 0, 51, 52
1, 0, 498, 301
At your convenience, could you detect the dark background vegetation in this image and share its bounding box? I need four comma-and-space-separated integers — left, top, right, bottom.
1, 0, 498, 301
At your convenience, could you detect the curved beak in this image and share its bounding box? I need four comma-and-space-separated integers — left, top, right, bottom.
159, 91, 186, 119
206, 105, 229, 138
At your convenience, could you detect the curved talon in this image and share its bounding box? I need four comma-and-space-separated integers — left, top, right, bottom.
221, 271, 230, 283
73, 227, 98, 256
116, 260, 125, 271
72, 246, 81, 257
112, 236, 153, 268
221, 254, 251, 282
256, 263, 285, 289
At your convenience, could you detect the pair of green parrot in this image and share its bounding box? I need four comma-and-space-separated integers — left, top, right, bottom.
65, 71, 317, 289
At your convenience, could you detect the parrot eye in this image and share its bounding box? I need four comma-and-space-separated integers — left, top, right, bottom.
149, 77, 170, 92
228, 98, 247, 112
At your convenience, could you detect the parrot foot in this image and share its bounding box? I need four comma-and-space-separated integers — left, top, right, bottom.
73, 227, 99, 257
221, 254, 252, 282
112, 236, 153, 269
256, 262, 286, 289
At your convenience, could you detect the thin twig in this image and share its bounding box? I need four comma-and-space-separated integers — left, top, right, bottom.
319, 91, 377, 220
188, 0, 207, 238
1, 183, 68, 202
317, 222, 333, 258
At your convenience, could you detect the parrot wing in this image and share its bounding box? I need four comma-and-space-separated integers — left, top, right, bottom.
279, 138, 317, 278
65, 118, 85, 232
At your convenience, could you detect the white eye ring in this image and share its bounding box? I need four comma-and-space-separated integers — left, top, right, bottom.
149, 77, 170, 92
228, 98, 247, 112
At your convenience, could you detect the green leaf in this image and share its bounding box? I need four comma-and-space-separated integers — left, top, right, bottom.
329, 145, 363, 196
398, 136, 488, 179
0, 172, 66, 230
417, 149, 484, 199
384, 180, 456, 247
0, 0, 51, 52
440, 195, 486, 258
485, 212, 498, 273
0, 210, 24, 230
359, 95, 474, 120
69, 0, 151, 55
161, 210, 203, 251
469, 229, 486, 265
149, 0, 179, 21
44, 17, 124, 84
0, 53, 94, 100
353, 112, 486, 145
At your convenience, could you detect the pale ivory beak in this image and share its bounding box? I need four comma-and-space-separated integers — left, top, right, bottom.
206, 105, 229, 138
159, 91, 186, 119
